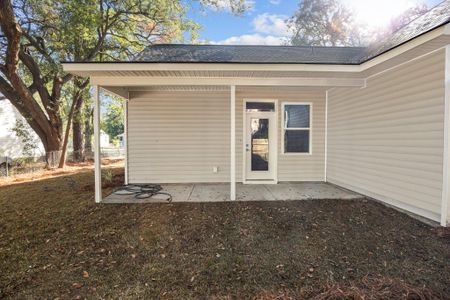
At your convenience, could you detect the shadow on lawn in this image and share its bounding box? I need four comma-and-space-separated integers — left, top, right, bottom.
0, 169, 449, 299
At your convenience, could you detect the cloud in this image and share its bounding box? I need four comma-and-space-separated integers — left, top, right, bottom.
252, 13, 290, 36
269, 0, 282, 4
211, 33, 288, 45
209, 13, 291, 45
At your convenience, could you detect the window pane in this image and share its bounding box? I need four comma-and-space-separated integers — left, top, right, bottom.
285, 130, 310, 153
246, 102, 275, 112
251, 118, 269, 171
285, 105, 310, 128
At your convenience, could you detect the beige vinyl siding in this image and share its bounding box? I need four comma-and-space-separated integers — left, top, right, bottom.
128, 91, 230, 183
127, 87, 326, 183
327, 50, 445, 222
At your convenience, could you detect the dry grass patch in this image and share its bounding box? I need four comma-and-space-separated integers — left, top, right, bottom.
0, 158, 123, 187
0, 169, 449, 299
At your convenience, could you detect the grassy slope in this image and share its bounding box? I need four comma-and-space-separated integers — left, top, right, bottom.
0, 169, 449, 299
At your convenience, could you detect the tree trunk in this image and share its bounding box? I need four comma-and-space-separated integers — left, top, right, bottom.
72, 94, 84, 161
58, 90, 80, 168
44, 139, 63, 169
84, 108, 94, 159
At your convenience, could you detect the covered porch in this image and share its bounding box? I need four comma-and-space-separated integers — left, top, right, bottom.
90, 82, 354, 204
85, 73, 366, 204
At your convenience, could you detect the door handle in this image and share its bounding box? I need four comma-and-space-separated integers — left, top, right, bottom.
245, 144, 250, 152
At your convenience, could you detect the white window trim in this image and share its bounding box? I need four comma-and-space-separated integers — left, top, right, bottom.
244, 98, 278, 112
281, 102, 313, 155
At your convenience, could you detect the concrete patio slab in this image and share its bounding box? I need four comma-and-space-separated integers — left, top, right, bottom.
265, 182, 362, 200
238, 184, 276, 201
189, 183, 229, 202
102, 182, 363, 203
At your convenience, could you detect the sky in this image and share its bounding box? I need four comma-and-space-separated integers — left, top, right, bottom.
186, 0, 443, 45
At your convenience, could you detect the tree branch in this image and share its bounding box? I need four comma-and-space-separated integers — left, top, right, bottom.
18, 47, 51, 107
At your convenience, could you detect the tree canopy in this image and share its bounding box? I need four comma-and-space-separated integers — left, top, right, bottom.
288, 0, 362, 47
0, 0, 247, 166
102, 96, 124, 143
288, 0, 429, 47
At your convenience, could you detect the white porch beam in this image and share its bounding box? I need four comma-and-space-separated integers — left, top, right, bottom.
91, 76, 366, 88
93, 85, 102, 203
441, 45, 450, 227
230, 85, 236, 201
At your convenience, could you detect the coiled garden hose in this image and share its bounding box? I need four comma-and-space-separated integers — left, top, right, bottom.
113, 184, 172, 202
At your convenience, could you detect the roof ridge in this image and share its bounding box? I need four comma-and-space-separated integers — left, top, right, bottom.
383, 0, 448, 37
151, 43, 367, 49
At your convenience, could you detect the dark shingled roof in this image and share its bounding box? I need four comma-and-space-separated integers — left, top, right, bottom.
134, 45, 366, 64
358, 0, 450, 62
132, 0, 450, 65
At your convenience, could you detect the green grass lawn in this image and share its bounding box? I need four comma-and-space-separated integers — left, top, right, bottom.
0, 168, 449, 299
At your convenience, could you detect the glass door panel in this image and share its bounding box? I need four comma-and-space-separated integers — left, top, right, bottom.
250, 118, 269, 171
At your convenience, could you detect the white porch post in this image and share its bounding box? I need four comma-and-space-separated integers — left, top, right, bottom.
230, 85, 236, 201
123, 97, 129, 185
441, 45, 450, 226
324, 90, 329, 182
93, 85, 102, 203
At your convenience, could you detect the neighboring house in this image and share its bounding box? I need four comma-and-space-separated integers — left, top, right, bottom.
63, 1, 450, 226
0, 99, 44, 158
117, 133, 125, 148
100, 130, 110, 147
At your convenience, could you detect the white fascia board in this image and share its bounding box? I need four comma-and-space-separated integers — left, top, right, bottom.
443, 23, 450, 35
63, 62, 359, 73
92, 76, 365, 87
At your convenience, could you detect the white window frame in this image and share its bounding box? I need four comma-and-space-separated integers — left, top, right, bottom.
281, 102, 313, 155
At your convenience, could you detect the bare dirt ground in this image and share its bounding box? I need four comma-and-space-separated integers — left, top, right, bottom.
0, 168, 449, 299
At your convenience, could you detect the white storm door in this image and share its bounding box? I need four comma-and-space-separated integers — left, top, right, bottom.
245, 112, 277, 181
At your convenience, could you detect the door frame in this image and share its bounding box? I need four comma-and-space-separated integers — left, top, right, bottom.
242, 99, 278, 184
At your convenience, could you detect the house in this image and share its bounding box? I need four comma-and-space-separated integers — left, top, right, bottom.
63, 1, 450, 226
100, 130, 110, 147
117, 133, 125, 148
0, 99, 44, 158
